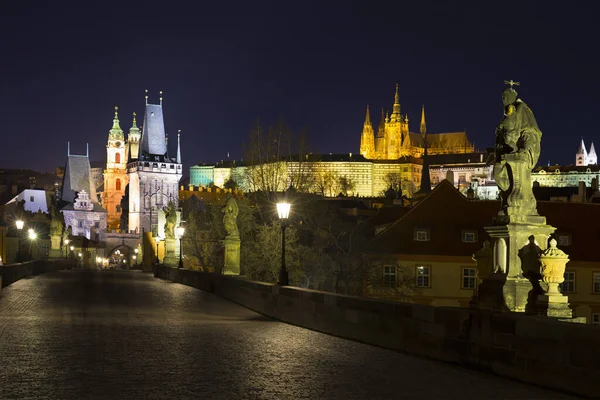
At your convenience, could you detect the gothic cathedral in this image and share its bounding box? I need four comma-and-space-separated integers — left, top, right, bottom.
360, 84, 474, 160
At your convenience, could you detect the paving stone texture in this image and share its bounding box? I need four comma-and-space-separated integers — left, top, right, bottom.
0, 270, 582, 399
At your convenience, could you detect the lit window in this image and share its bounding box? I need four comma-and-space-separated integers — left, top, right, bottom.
561, 271, 575, 293
462, 231, 478, 243
594, 272, 600, 294
416, 265, 431, 288
557, 234, 571, 246
593, 313, 600, 325
383, 266, 396, 287
462, 268, 477, 289
414, 229, 430, 241
116, 179, 121, 191
115, 153, 121, 164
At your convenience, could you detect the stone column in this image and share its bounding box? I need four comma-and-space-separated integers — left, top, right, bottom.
49, 234, 63, 259
163, 238, 178, 267
223, 235, 240, 275
473, 215, 555, 313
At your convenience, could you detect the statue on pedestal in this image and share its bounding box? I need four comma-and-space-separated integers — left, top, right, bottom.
164, 201, 177, 240
492, 80, 542, 217
221, 196, 239, 238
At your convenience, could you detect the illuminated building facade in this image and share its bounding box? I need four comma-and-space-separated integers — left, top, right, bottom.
360, 84, 474, 160
127, 95, 183, 235
533, 165, 600, 188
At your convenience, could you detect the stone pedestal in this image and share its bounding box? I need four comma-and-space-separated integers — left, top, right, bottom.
223, 236, 240, 275
536, 238, 573, 318
49, 235, 63, 259
163, 237, 178, 267
473, 215, 555, 313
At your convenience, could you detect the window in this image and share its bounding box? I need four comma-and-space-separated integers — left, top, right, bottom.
414, 229, 430, 241
403, 167, 408, 172
78, 220, 83, 228
561, 271, 575, 293
593, 313, 600, 325
30, 196, 34, 202
594, 272, 600, 294
462, 230, 478, 243
116, 179, 121, 191
116, 205, 121, 213
557, 234, 572, 246
383, 266, 396, 287
115, 153, 121, 164
462, 268, 477, 289
416, 265, 431, 288
40, 242, 49, 257
94, 222, 100, 229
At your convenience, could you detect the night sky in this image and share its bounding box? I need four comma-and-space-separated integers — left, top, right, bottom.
2, 2, 599, 174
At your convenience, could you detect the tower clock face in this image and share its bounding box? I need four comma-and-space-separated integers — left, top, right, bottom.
115, 141, 121, 147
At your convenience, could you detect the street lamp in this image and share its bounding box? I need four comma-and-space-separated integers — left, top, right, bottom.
27, 228, 37, 260
177, 225, 185, 269
276, 202, 291, 286
155, 238, 161, 264
64, 239, 70, 259
15, 220, 24, 261
134, 248, 139, 267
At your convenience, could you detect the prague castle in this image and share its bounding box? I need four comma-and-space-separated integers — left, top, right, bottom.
360, 84, 474, 160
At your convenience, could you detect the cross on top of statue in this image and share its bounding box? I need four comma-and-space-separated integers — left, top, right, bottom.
504, 80, 520, 88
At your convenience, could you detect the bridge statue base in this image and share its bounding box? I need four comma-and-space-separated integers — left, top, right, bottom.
223, 236, 240, 275
163, 238, 178, 267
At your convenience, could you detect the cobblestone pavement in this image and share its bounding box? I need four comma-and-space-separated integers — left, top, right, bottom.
0, 270, 581, 400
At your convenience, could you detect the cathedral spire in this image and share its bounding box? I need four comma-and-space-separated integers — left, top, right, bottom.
177, 130, 182, 164
364, 105, 371, 126
392, 83, 401, 120
420, 105, 427, 135
360, 105, 375, 159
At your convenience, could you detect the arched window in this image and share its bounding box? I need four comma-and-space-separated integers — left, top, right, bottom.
115, 152, 121, 164
116, 179, 121, 191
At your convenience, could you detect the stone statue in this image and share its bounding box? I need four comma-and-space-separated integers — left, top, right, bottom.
492, 81, 542, 217
221, 196, 239, 237
164, 201, 177, 239
50, 206, 64, 237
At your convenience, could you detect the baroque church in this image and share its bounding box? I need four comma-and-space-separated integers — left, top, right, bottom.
360, 84, 474, 160
102, 92, 182, 234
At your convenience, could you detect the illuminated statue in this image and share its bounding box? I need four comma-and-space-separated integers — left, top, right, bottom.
492, 81, 542, 216
222, 196, 239, 237
164, 201, 177, 239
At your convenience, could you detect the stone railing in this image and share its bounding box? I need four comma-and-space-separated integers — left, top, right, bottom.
154, 265, 600, 398
0, 260, 76, 288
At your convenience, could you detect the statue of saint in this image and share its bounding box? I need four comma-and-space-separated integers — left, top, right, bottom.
50, 206, 64, 237
221, 196, 239, 237
492, 82, 542, 216
164, 201, 177, 239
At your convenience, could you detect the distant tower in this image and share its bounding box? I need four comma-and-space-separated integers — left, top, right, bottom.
385, 84, 403, 159
588, 142, 597, 165
374, 108, 386, 158
127, 112, 141, 162
128, 92, 183, 235
359, 105, 375, 159
576, 138, 587, 166
103, 107, 128, 230
420, 105, 427, 135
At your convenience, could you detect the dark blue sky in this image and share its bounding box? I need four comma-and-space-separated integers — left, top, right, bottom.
2, 1, 599, 173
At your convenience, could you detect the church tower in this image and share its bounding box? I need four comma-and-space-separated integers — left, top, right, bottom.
359, 105, 375, 159
588, 142, 597, 165
103, 107, 128, 230
127, 112, 141, 162
128, 91, 182, 235
576, 138, 587, 166
385, 84, 402, 159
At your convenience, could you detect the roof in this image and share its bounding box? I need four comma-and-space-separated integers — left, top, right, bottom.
140, 103, 167, 157
535, 165, 600, 173
532, 186, 595, 201
61, 155, 99, 204
427, 152, 490, 166
61, 202, 106, 213
408, 131, 472, 150
371, 179, 600, 263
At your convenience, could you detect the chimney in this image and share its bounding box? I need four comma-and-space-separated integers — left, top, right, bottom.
445, 170, 455, 185
578, 181, 586, 203
11, 184, 18, 195
593, 176, 599, 192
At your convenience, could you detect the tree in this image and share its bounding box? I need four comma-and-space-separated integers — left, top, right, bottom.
224, 178, 237, 190
383, 172, 402, 195
314, 169, 339, 197
338, 175, 356, 197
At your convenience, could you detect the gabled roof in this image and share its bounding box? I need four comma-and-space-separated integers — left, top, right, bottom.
371, 179, 600, 262
140, 103, 167, 157
61, 155, 99, 205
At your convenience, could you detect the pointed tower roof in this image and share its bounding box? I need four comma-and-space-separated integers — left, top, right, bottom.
177, 130, 182, 164
420, 105, 427, 135
109, 106, 124, 141
364, 105, 372, 127
392, 83, 401, 120
578, 138, 587, 154
129, 112, 140, 134
589, 142, 597, 157
377, 108, 386, 138
140, 99, 167, 158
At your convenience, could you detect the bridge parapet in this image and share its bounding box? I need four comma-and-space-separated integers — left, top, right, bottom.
154, 265, 600, 398
0, 260, 76, 289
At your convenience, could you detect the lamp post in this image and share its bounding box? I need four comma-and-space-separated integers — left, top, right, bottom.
64, 239, 70, 259
176, 225, 185, 269
15, 220, 24, 262
276, 202, 291, 286
155, 239, 161, 264
27, 228, 37, 261
134, 248, 139, 268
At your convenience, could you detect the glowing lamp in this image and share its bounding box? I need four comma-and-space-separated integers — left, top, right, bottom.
15, 220, 24, 230
276, 202, 291, 220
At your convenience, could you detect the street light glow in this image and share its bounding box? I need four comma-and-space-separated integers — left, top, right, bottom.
277, 202, 291, 219
70, 246, 74, 251
16, 220, 24, 230
176, 225, 185, 238
28, 229, 37, 240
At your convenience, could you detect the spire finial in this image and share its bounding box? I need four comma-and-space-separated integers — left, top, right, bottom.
160, 90, 163, 106
86, 142, 89, 157
392, 83, 400, 119
132, 112, 137, 124
364, 104, 371, 126
420, 105, 426, 135
394, 83, 399, 104
67, 141, 70, 156
177, 129, 182, 164
114, 106, 119, 119
145, 89, 148, 105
